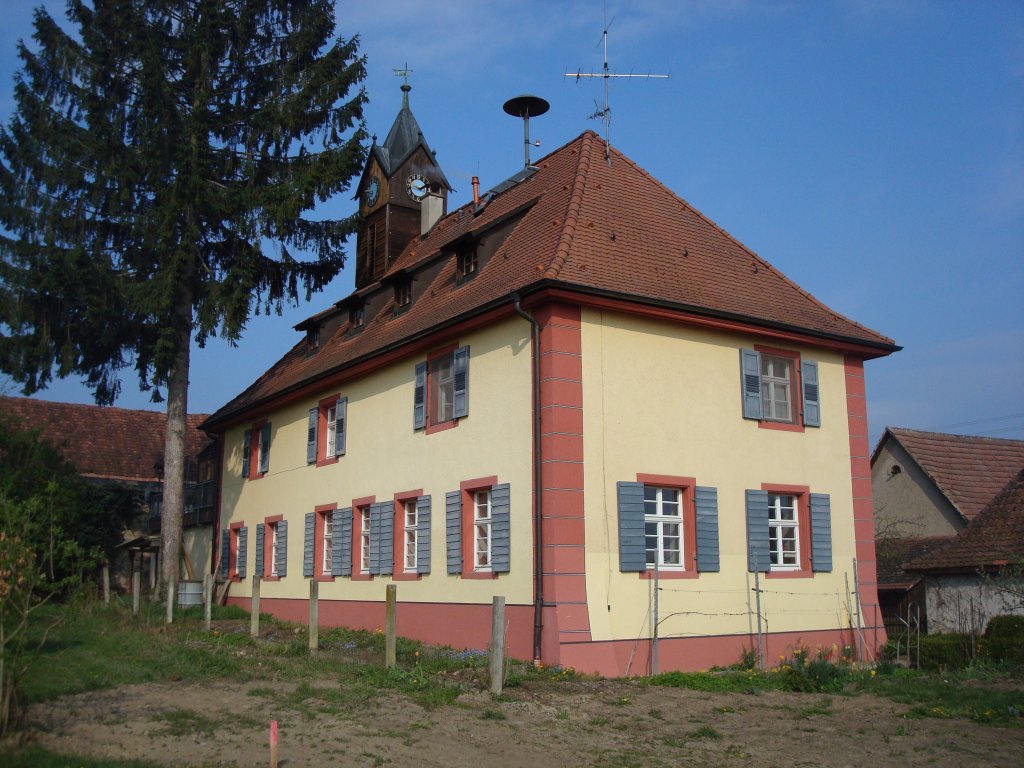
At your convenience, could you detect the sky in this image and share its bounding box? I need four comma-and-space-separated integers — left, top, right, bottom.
1, 0, 1022, 447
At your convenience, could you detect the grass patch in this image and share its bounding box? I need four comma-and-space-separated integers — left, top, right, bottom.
860, 669, 1024, 726
153, 708, 216, 738
0, 746, 166, 767
689, 725, 722, 740
480, 708, 506, 721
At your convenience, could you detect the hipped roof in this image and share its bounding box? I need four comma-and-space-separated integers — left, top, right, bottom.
207, 131, 896, 429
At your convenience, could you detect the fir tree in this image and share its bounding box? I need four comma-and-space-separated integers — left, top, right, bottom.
0, 0, 367, 611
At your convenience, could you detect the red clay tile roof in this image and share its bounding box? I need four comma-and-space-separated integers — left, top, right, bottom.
905, 470, 1024, 572
876, 536, 955, 588
875, 428, 1024, 523
207, 131, 897, 428
0, 396, 210, 484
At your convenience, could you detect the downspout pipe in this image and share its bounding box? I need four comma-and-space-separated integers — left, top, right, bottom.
512, 292, 544, 664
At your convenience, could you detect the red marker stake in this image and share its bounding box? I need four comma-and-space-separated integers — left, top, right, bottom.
270, 720, 278, 768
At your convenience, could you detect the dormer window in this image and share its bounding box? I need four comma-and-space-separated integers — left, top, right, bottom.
307, 327, 320, 349
350, 302, 365, 329
395, 279, 412, 310
457, 246, 478, 282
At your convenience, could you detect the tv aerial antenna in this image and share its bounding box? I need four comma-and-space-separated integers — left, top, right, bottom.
565, 16, 669, 161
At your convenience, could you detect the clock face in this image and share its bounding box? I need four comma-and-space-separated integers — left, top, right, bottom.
406, 174, 428, 201
364, 177, 380, 208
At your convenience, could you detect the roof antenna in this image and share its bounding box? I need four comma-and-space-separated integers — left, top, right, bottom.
502, 95, 550, 169
565, 14, 669, 162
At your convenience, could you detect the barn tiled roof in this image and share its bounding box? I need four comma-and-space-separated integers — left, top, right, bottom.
207, 131, 897, 428
905, 470, 1024, 572
0, 396, 211, 484
875, 536, 954, 589
875, 428, 1024, 523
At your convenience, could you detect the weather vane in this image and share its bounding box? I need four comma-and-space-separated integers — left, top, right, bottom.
565, 17, 669, 161
394, 63, 413, 86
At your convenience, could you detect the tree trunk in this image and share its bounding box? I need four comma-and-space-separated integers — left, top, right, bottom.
160, 301, 193, 618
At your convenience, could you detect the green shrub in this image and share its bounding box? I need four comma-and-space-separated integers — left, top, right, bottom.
981, 616, 1024, 666
918, 633, 973, 671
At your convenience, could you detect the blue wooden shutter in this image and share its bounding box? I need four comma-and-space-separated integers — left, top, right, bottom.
801, 360, 820, 427
219, 530, 229, 578
809, 493, 833, 572
416, 495, 431, 574
255, 524, 265, 576
745, 489, 771, 572
368, 503, 381, 574
237, 527, 248, 579
241, 430, 252, 478
306, 408, 318, 463
335, 397, 348, 456
335, 507, 352, 576
259, 422, 271, 474
740, 349, 763, 420
452, 345, 470, 419
379, 501, 395, 575
694, 486, 720, 573
491, 483, 511, 573
276, 520, 288, 577
446, 490, 462, 574
617, 481, 646, 572
303, 512, 315, 577
413, 362, 427, 430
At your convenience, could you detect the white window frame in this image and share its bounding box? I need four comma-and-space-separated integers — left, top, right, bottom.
403, 499, 418, 572
473, 490, 492, 570
360, 506, 371, 574
325, 405, 338, 459
430, 352, 455, 425
644, 486, 683, 569
231, 528, 241, 577
269, 523, 279, 577
322, 511, 333, 575
761, 355, 793, 423
767, 493, 800, 570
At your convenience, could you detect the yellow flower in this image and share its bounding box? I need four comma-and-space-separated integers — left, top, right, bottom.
870, 670, 877, 677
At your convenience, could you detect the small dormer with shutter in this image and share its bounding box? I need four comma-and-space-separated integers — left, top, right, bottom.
353, 83, 452, 289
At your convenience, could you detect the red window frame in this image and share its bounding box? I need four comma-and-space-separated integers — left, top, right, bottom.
245, 420, 268, 479
350, 495, 375, 581
425, 342, 459, 435
459, 476, 499, 579
636, 473, 698, 580
261, 514, 283, 580
315, 393, 342, 467
754, 345, 804, 433
392, 489, 424, 581
762, 483, 812, 578
313, 504, 337, 582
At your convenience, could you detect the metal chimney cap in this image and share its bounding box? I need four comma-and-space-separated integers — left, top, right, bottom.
503, 95, 550, 118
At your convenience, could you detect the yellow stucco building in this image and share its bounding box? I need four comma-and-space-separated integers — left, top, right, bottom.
202, 88, 898, 676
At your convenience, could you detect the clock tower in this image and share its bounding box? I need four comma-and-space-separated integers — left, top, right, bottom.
354, 82, 451, 289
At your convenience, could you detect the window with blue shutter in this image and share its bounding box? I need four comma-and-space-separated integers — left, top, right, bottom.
368, 502, 395, 576
490, 483, 510, 573
809, 493, 832, 572
255, 524, 265, 576
303, 512, 315, 577
416, 495, 431, 574
801, 361, 820, 427
241, 430, 252, 478
617, 482, 647, 572
306, 409, 317, 464
694, 486, 720, 573
452, 345, 470, 419
219, 530, 229, 578
745, 489, 771, 573
335, 397, 348, 456
237, 527, 248, 579
445, 490, 462, 574
413, 362, 427, 430
258, 422, 271, 474
334, 507, 353, 576
276, 520, 288, 577
740, 349, 763, 420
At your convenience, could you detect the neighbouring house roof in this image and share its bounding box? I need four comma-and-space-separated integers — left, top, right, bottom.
0, 396, 211, 485
206, 130, 898, 429
873, 428, 1024, 523
905, 470, 1024, 573
875, 536, 955, 589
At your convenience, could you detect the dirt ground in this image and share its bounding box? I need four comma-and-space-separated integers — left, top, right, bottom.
20, 675, 1024, 767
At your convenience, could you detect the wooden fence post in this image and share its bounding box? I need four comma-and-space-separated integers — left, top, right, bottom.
132, 569, 141, 616
489, 595, 506, 695
203, 573, 213, 631
102, 563, 110, 604
385, 584, 397, 669
308, 579, 319, 654
250, 575, 261, 638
